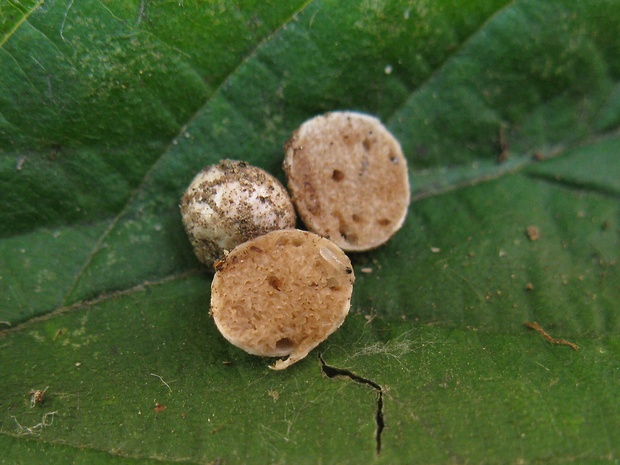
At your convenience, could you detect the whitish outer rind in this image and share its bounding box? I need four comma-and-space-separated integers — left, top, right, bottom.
180, 160, 296, 267
283, 111, 410, 251
210, 229, 355, 370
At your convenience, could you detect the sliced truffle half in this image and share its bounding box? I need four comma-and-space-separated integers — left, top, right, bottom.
210, 229, 355, 370
284, 111, 410, 251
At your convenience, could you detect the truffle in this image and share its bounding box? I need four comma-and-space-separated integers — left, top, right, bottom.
180, 160, 296, 267
210, 229, 355, 370
284, 111, 410, 251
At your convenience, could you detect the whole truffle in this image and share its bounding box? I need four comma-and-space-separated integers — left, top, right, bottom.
180, 160, 296, 267
210, 229, 355, 370
283, 111, 410, 251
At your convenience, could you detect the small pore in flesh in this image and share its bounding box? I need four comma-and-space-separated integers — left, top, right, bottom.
276, 338, 295, 351
268, 275, 283, 291
332, 169, 345, 182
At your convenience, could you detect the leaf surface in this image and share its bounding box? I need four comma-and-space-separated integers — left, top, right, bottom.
1, 1, 619, 464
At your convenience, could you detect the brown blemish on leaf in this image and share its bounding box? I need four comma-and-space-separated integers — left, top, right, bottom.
154, 402, 167, 413
525, 321, 579, 351
526, 225, 540, 241
29, 386, 49, 408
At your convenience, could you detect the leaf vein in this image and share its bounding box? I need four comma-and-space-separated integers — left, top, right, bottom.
386, 0, 516, 125
59, 0, 315, 307
0, 0, 45, 49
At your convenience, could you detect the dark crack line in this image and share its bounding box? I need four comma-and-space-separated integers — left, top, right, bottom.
319, 354, 384, 454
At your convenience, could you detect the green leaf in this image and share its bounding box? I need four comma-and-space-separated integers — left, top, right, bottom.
1, 0, 619, 464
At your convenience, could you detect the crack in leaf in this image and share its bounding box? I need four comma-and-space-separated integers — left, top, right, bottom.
319, 354, 384, 455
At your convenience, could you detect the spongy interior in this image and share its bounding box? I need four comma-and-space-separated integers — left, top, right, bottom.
211, 230, 354, 358
285, 113, 409, 251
